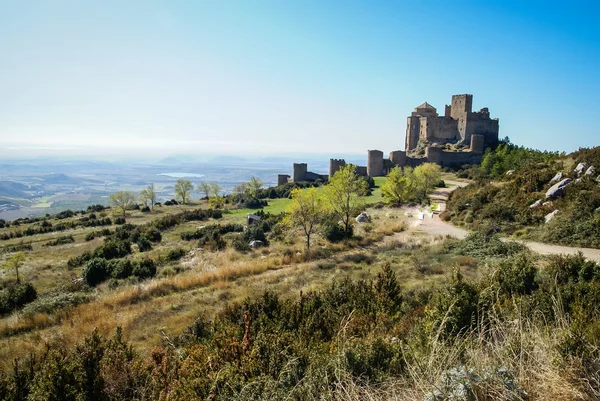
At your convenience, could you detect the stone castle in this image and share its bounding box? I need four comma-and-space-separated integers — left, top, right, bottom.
277, 94, 499, 185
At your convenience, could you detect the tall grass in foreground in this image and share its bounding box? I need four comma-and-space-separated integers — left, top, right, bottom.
324, 302, 597, 400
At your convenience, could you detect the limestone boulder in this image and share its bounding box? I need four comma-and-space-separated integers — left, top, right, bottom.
585, 166, 596, 176
506, 170, 515, 176
549, 172, 563, 183
574, 162, 587, 175
545, 178, 572, 200
545, 210, 559, 223
249, 240, 265, 249
529, 200, 542, 209
355, 212, 370, 223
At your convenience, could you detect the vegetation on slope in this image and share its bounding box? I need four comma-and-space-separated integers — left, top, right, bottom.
443, 143, 600, 248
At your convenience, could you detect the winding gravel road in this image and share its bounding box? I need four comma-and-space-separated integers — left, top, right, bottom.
408, 180, 600, 263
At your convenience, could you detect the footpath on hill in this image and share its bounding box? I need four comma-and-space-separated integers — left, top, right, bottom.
405, 180, 600, 263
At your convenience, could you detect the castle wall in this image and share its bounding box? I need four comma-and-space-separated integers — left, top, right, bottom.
389, 150, 407, 167
356, 166, 368, 177
292, 163, 307, 183
367, 150, 385, 177
277, 174, 290, 186
422, 117, 459, 142
425, 146, 443, 164
329, 159, 346, 178
464, 114, 499, 145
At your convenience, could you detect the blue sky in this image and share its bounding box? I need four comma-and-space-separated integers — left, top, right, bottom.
0, 0, 598, 157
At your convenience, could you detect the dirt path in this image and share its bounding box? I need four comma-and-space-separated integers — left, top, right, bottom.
404, 180, 600, 263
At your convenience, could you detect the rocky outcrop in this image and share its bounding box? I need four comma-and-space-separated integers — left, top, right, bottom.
585, 166, 596, 176
574, 162, 587, 175
545, 178, 572, 200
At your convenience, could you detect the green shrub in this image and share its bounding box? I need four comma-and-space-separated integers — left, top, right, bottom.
322, 220, 347, 242
136, 236, 152, 252
82, 258, 111, 287
496, 253, 538, 295
0, 283, 37, 315
166, 248, 186, 261
132, 259, 156, 279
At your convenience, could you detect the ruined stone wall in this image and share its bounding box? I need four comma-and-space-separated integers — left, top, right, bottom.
329, 159, 346, 178
367, 150, 384, 177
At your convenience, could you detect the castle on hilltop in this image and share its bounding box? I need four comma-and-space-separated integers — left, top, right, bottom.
277, 94, 499, 185
405, 94, 499, 152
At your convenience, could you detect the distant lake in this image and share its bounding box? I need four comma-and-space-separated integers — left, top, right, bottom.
158, 173, 205, 178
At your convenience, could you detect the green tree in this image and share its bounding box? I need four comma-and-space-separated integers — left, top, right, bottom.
174, 179, 193, 204
4, 251, 25, 283
324, 165, 368, 238
248, 177, 263, 198
139, 183, 157, 210
414, 162, 442, 200
197, 182, 212, 199
381, 166, 416, 206
109, 191, 137, 218
209, 183, 222, 197
283, 187, 326, 253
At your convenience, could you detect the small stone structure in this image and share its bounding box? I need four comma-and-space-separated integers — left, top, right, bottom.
277, 93, 499, 183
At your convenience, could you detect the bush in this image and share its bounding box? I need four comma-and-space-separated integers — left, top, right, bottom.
0, 283, 37, 315
82, 258, 110, 287
110, 259, 133, 279
242, 225, 267, 244
136, 236, 152, 252
114, 217, 126, 225
496, 253, 538, 295
166, 248, 186, 261
322, 221, 347, 243
132, 259, 156, 279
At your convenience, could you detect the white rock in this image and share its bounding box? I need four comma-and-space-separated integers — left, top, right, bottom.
355, 212, 370, 223
529, 200, 542, 209
545, 210, 559, 223
574, 162, 587, 175
506, 170, 515, 176
585, 166, 596, 176
549, 172, 563, 183
545, 178, 572, 199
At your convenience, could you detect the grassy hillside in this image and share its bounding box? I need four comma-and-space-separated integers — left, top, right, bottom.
1, 173, 600, 399
442, 144, 600, 248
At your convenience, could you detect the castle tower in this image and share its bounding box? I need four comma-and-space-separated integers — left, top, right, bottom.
451, 94, 473, 141
367, 150, 384, 177
406, 116, 421, 151
470, 134, 484, 154
329, 159, 346, 179
389, 150, 407, 167
292, 163, 307, 183
277, 174, 290, 186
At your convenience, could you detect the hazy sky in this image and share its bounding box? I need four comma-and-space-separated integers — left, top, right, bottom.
1, 0, 599, 157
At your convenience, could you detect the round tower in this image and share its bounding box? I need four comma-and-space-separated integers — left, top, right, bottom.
367, 150, 384, 177
329, 159, 346, 179
389, 150, 407, 167
470, 134, 484, 154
